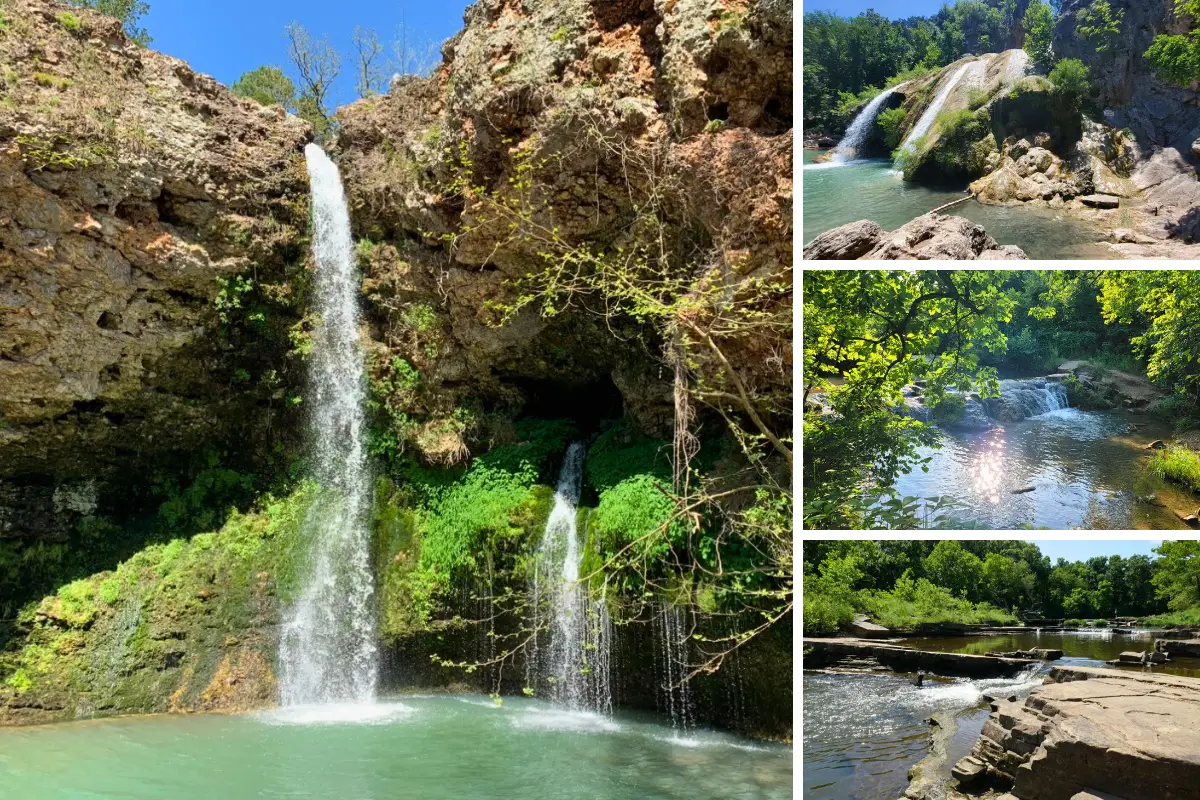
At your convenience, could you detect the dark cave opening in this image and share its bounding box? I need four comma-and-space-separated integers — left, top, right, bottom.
506, 375, 626, 433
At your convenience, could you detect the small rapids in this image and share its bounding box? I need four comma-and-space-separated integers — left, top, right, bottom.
802, 666, 1046, 800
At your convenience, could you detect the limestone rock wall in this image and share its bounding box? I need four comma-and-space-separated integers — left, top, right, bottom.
956, 666, 1200, 799
0, 0, 311, 540
334, 0, 793, 457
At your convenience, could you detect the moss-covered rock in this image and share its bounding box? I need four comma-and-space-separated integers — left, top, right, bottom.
0, 485, 316, 725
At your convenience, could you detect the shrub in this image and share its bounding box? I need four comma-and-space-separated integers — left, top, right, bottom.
1145, 30, 1200, 88
876, 106, 908, 150
1049, 58, 1091, 111
57, 11, 84, 33
1149, 445, 1200, 492
1076, 0, 1124, 53
858, 573, 1017, 629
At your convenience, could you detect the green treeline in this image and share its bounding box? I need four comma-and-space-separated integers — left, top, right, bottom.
804, 0, 1200, 135
803, 271, 1200, 529
803, 539, 1200, 636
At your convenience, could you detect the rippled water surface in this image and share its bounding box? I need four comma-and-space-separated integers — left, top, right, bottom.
890, 407, 1190, 530
802, 670, 1043, 800
0, 695, 792, 799
898, 630, 1200, 678
802, 151, 1118, 260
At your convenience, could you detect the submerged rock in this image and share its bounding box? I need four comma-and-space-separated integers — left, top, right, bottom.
805, 215, 1028, 260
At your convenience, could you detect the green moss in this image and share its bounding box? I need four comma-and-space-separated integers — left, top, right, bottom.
33, 72, 73, 91
0, 485, 318, 723
585, 422, 671, 492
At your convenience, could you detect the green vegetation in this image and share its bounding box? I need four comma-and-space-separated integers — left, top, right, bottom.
0, 485, 316, 714
803, 539, 1200, 637
804, 0, 1030, 131
801, 270, 1200, 528
1075, 0, 1124, 53
1023, 0, 1057, 71
56, 11, 84, 34
1145, 0, 1200, 87
876, 106, 908, 149
1048, 58, 1090, 112
68, 0, 150, 46
231, 66, 297, 110
1149, 446, 1200, 492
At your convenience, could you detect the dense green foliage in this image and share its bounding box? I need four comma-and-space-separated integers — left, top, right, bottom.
231, 66, 297, 110
800, 271, 1200, 528
1023, 0, 1056, 71
803, 271, 1014, 528
1150, 446, 1200, 492
1048, 58, 1091, 112
1075, 0, 1124, 53
801, 539, 1200, 636
1145, 0, 1200, 86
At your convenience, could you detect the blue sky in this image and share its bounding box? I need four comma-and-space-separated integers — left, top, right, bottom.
1027, 540, 1163, 563
804, 1, 951, 20
143, 1, 472, 109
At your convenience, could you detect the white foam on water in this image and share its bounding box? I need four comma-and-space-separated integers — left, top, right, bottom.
257, 702, 414, 726
509, 707, 621, 733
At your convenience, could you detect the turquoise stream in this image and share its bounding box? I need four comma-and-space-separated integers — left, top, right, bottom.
801, 151, 1118, 260
0, 695, 792, 799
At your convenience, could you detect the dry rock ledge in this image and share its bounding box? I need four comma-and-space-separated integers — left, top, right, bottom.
803, 215, 1029, 260
939, 666, 1200, 800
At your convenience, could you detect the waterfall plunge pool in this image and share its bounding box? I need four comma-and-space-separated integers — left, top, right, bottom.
890, 405, 1191, 530
801, 151, 1119, 260
0, 695, 792, 799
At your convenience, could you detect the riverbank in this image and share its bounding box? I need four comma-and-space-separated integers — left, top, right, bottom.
948, 666, 1200, 800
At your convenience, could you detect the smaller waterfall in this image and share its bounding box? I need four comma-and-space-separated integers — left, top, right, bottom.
655, 604, 694, 732
831, 88, 899, 163
897, 61, 978, 157
532, 443, 613, 714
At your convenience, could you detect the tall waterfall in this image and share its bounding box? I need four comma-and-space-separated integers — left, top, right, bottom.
831, 87, 899, 163
897, 61, 978, 157
278, 144, 378, 706
531, 443, 613, 713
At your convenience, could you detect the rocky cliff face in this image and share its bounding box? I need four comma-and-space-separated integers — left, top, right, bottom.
334, 0, 793, 458
0, 0, 311, 548
1054, 0, 1200, 158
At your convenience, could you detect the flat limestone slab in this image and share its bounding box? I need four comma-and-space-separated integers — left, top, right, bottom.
967, 665, 1200, 800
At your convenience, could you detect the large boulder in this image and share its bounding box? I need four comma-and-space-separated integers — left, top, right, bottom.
806, 215, 1028, 260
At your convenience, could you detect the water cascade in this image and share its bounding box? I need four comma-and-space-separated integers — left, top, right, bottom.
830, 87, 900, 164
897, 61, 980, 159
655, 604, 695, 732
278, 144, 378, 706
532, 443, 613, 713
985, 379, 1069, 422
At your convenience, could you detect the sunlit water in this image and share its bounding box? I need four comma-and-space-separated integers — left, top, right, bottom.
898, 630, 1200, 679
801, 151, 1118, 260
890, 407, 1191, 530
802, 668, 1043, 800
0, 696, 792, 799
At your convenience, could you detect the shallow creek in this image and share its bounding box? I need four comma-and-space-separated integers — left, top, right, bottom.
890, 406, 1191, 530
803, 630, 1200, 799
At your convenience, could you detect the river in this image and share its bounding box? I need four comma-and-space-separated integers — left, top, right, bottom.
890, 406, 1191, 530
803, 630, 1200, 799
801, 150, 1119, 260
0, 695, 792, 799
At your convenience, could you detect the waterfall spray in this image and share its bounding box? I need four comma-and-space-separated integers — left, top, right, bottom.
278, 144, 378, 706
830, 87, 900, 164
532, 443, 613, 713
